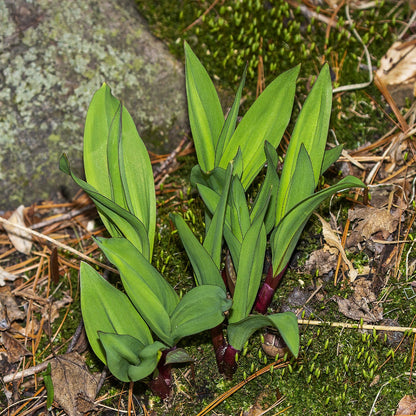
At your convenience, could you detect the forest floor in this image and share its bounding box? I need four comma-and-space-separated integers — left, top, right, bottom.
2, 0, 416, 415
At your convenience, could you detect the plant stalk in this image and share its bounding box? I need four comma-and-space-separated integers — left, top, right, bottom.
210, 325, 239, 378
253, 264, 287, 314
148, 349, 173, 399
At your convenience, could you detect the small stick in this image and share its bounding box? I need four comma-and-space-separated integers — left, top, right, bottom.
153, 136, 188, 179
3, 361, 50, 383
182, 0, 222, 33
30, 205, 94, 230
298, 319, 416, 333
0, 216, 117, 274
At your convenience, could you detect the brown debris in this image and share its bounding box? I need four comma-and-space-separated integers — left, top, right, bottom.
1, 331, 32, 363
3, 205, 33, 255
396, 395, 416, 415
347, 206, 400, 250
333, 278, 383, 323
50, 352, 100, 416
376, 41, 416, 107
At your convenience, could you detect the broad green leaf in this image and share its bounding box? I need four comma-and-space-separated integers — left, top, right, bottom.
321, 144, 343, 175
80, 262, 153, 363
196, 184, 222, 219
271, 176, 366, 275
219, 65, 300, 189
106, 102, 127, 210
228, 175, 251, 243
99, 333, 165, 382
83, 83, 117, 201
195, 183, 242, 267
250, 141, 280, 234
117, 103, 156, 257
229, 196, 269, 323
227, 312, 299, 357
190, 165, 227, 195
280, 145, 315, 220
214, 67, 247, 166
276, 65, 332, 224
170, 285, 232, 344
203, 163, 233, 267
165, 348, 194, 365
60, 154, 150, 258
170, 213, 225, 290
95, 237, 175, 345
185, 42, 224, 172
83, 84, 156, 259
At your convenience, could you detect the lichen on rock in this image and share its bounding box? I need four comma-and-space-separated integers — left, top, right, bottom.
0, 0, 186, 209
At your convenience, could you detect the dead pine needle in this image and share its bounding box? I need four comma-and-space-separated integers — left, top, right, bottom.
196, 360, 288, 416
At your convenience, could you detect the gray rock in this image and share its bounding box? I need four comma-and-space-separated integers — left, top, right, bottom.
0, 0, 187, 209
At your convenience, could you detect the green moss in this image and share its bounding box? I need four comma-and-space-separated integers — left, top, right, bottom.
136, 0, 410, 150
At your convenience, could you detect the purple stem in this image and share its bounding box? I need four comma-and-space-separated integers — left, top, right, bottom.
253, 264, 287, 314
221, 344, 239, 379
148, 348, 173, 399
211, 325, 239, 378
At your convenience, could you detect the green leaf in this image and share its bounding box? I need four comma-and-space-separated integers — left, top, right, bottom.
195, 182, 242, 267
280, 144, 315, 219
276, 65, 332, 224
214, 67, 247, 166
185, 42, 224, 172
95, 237, 177, 345
190, 165, 227, 195
82, 84, 156, 259
271, 176, 366, 275
219, 65, 300, 189
99, 333, 165, 382
250, 141, 280, 234
321, 144, 343, 175
42, 363, 54, 411
227, 312, 299, 357
80, 262, 153, 363
83, 83, 118, 202
203, 163, 233, 267
229, 195, 269, 323
117, 103, 156, 257
60, 154, 150, 258
170, 285, 231, 344
165, 348, 194, 365
170, 213, 225, 289
228, 175, 251, 244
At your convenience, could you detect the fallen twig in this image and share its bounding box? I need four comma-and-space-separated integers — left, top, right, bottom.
298, 319, 416, 333
0, 216, 117, 274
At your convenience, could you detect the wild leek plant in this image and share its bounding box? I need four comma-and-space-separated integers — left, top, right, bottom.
176, 44, 366, 375
60, 84, 231, 397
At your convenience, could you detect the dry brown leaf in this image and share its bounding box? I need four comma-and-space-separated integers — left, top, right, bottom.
315, 213, 358, 281
0, 331, 32, 363
304, 246, 338, 276
0, 287, 25, 323
41, 293, 72, 323
51, 352, 99, 416
396, 395, 416, 415
376, 41, 416, 106
0, 267, 19, 286
333, 278, 383, 323
3, 205, 32, 254
347, 206, 399, 249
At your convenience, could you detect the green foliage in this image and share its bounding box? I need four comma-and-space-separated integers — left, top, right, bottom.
82, 84, 156, 259
61, 84, 231, 384
185, 42, 298, 189
174, 43, 366, 360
